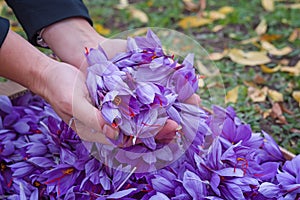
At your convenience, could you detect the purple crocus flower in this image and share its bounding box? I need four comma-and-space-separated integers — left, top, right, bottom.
259, 155, 300, 199
171, 54, 198, 102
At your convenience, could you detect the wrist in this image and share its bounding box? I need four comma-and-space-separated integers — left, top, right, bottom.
29, 57, 57, 97
42, 17, 106, 70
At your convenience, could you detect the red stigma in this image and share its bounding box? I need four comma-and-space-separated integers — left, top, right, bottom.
7, 178, 13, 188
235, 157, 249, 175
85, 47, 89, 55
128, 107, 135, 117
33, 129, 42, 134
112, 122, 118, 128
151, 52, 158, 60
124, 183, 131, 189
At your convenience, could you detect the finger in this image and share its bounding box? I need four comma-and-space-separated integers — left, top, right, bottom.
73, 98, 119, 138
184, 94, 201, 106
155, 119, 178, 143
71, 118, 112, 144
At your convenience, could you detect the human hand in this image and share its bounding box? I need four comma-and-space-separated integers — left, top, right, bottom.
37, 60, 118, 144
41, 18, 201, 146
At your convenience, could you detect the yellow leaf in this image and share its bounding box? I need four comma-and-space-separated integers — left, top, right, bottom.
261, 41, 292, 56
207, 49, 228, 61
10, 25, 23, 33
263, 109, 272, 118
240, 37, 259, 45
280, 61, 300, 76
248, 86, 268, 102
218, 6, 234, 14
203, 10, 226, 20
147, 0, 153, 7
260, 34, 282, 42
178, 16, 212, 29
255, 19, 267, 35
182, 0, 199, 11
288, 28, 300, 42
212, 25, 224, 32
129, 7, 149, 23
94, 24, 111, 36
285, 3, 300, 9
268, 89, 284, 102
261, 0, 275, 11
260, 64, 281, 73
292, 91, 300, 106
115, 0, 129, 9
225, 86, 239, 104
228, 49, 271, 66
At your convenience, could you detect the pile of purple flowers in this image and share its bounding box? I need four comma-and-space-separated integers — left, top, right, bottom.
0, 30, 299, 199
0, 93, 299, 199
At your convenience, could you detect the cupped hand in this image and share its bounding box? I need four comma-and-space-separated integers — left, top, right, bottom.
38, 60, 118, 144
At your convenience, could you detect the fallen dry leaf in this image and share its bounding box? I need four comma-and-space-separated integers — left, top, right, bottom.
212, 25, 224, 32
115, 0, 129, 9
268, 89, 284, 102
178, 16, 212, 29
255, 19, 267, 35
243, 80, 257, 88
248, 86, 268, 102
240, 37, 259, 45
261, 0, 275, 11
285, 82, 295, 93
292, 91, 300, 107
196, 60, 220, 77
285, 3, 300, 9
253, 74, 266, 84
228, 49, 271, 66
280, 61, 300, 76
207, 49, 228, 61
94, 23, 111, 36
271, 103, 287, 124
218, 6, 234, 14
225, 86, 239, 104
263, 109, 272, 118
183, 0, 199, 11
260, 34, 282, 42
288, 28, 300, 42
260, 64, 281, 73
280, 103, 294, 115
203, 10, 226, 20
261, 41, 292, 56
129, 7, 149, 23
10, 25, 23, 33
290, 128, 300, 134
279, 59, 289, 65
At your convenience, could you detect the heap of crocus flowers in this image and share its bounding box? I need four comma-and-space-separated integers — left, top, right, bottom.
0, 30, 299, 199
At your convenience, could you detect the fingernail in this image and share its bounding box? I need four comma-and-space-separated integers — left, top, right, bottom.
176, 125, 182, 131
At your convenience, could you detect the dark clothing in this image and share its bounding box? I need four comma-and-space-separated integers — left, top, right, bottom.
0, 0, 92, 47
0, 17, 9, 48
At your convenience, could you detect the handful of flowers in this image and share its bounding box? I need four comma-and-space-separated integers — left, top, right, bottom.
84, 29, 209, 172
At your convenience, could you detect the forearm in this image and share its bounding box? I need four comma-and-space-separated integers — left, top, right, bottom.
0, 30, 53, 95
42, 18, 105, 70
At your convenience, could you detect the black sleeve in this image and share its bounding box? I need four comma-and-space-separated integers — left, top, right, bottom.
0, 17, 10, 48
5, 0, 93, 46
